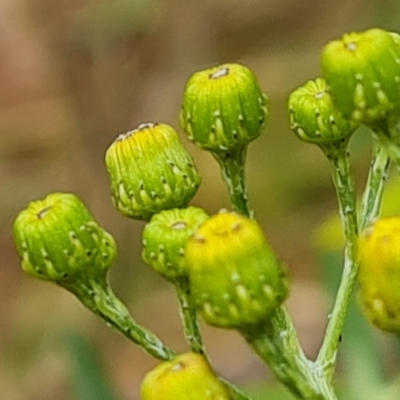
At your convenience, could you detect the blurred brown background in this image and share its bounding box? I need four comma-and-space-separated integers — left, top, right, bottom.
1, 0, 399, 399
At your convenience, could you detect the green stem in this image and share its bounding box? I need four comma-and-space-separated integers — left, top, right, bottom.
61, 275, 175, 361
174, 277, 255, 400
243, 308, 337, 400
359, 138, 390, 231
215, 145, 333, 397
371, 115, 400, 173
219, 378, 256, 400
213, 148, 254, 218
316, 140, 358, 380
174, 276, 206, 356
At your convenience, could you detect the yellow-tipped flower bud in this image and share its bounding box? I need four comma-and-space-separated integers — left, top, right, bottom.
13, 193, 117, 282
321, 28, 400, 124
288, 78, 357, 144
180, 63, 268, 153
358, 217, 400, 333
105, 123, 201, 221
140, 353, 231, 400
185, 211, 289, 329
142, 207, 209, 281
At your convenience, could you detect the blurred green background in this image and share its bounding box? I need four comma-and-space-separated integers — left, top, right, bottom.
1, 0, 400, 399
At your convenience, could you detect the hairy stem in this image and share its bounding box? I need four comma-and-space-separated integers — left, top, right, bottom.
173, 276, 255, 400
213, 148, 254, 218
61, 276, 175, 361
174, 276, 206, 356
174, 277, 256, 400
375, 114, 400, 170
243, 308, 338, 400
220, 378, 256, 400
359, 138, 390, 231
316, 140, 358, 380
215, 145, 333, 397
317, 133, 390, 380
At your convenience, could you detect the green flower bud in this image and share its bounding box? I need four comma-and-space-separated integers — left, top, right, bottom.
358, 217, 400, 333
180, 63, 268, 153
142, 207, 209, 281
288, 78, 357, 144
321, 28, 400, 124
185, 211, 289, 329
140, 353, 231, 400
105, 123, 201, 221
13, 193, 117, 282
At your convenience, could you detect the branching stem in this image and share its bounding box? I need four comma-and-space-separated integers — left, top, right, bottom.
317, 137, 389, 380
316, 140, 358, 380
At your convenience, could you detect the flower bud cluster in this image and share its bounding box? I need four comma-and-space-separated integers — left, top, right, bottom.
17, 26, 400, 397
14, 61, 282, 333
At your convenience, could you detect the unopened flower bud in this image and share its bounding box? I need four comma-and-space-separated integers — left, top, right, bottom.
105, 123, 201, 221
288, 78, 357, 144
13, 193, 117, 282
185, 211, 289, 329
180, 63, 268, 153
140, 352, 231, 400
321, 28, 400, 124
358, 217, 400, 333
142, 207, 209, 281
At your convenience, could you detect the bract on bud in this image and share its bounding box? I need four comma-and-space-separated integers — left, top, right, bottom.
142, 207, 209, 281
180, 63, 268, 153
321, 28, 400, 124
140, 353, 231, 400
358, 217, 400, 333
288, 78, 357, 144
105, 123, 201, 221
13, 193, 117, 282
185, 211, 289, 329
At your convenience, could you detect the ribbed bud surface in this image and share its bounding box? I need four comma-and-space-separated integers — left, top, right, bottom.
105, 123, 201, 220
140, 353, 231, 400
322, 28, 400, 124
13, 193, 117, 282
142, 207, 209, 281
288, 78, 357, 144
358, 218, 400, 333
186, 212, 289, 329
180, 63, 268, 153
